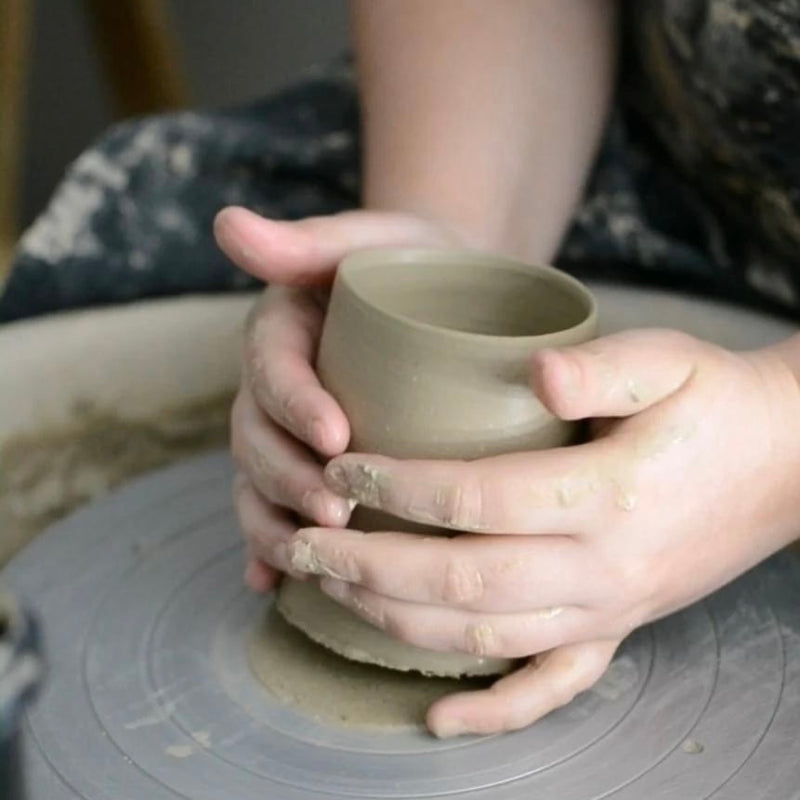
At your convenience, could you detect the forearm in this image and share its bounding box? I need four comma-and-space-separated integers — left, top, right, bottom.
351, 0, 618, 263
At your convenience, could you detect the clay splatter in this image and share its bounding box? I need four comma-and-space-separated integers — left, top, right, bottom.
192, 731, 212, 748
165, 744, 194, 759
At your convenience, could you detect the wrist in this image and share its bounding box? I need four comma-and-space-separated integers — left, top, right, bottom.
763, 333, 800, 395
752, 335, 800, 546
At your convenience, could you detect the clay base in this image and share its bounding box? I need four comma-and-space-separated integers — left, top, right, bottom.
248, 604, 492, 729
277, 578, 515, 678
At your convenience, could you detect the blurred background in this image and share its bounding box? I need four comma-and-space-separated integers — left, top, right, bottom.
2, 0, 349, 249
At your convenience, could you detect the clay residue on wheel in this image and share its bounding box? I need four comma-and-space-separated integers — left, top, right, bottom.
0, 393, 232, 566
248, 605, 491, 729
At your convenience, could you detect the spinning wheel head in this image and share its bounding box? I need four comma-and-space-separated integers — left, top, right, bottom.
2, 452, 798, 800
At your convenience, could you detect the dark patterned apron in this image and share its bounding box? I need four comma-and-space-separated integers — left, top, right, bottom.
3, 1, 799, 322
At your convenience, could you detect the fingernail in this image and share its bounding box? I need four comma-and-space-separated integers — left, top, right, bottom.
326, 462, 384, 505
432, 719, 466, 739
325, 462, 349, 494
327, 496, 354, 526
290, 538, 323, 574
320, 577, 349, 601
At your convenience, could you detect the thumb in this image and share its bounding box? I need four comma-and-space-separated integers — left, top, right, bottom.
214, 206, 458, 288
427, 639, 619, 737
530, 329, 705, 420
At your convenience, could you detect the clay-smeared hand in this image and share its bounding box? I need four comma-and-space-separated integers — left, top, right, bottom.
288, 328, 800, 736
215, 206, 462, 592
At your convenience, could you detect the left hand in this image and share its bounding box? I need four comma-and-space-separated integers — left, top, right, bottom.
287, 328, 800, 737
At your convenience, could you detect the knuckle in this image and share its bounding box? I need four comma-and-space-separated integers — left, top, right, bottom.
355, 596, 386, 630
441, 558, 485, 605
243, 327, 268, 389
462, 621, 501, 657
246, 352, 267, 400
267, 385, 307, 436
277, 386, 302, 426
271, 468, 299, 507
239, 441, 291, 508
530, 655, 581, 709
246, 438, 274, 484
433, 472, 487, 531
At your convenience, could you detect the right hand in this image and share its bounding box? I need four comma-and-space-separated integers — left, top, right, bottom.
214, 206, 463, 593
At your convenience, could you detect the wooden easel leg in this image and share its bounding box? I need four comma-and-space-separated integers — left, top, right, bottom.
0, 0, 32, 283
80, 0, 191, 117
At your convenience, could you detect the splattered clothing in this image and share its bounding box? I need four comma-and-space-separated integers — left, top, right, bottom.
2, 0, 799, 322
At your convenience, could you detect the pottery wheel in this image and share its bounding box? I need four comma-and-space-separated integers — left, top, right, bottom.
4, 284, 800, 799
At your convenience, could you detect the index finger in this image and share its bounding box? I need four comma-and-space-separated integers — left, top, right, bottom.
427, 639, 620, 737
244, 287, 350, 457
323, 442, 618, 535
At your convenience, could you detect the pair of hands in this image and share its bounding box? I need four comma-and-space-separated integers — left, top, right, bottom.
216, 206, 800, 739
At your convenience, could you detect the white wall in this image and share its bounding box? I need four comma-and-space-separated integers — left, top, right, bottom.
21, 0, 350, 227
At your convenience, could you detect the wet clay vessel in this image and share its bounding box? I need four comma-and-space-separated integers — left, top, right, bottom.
277, 248, 597, 676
